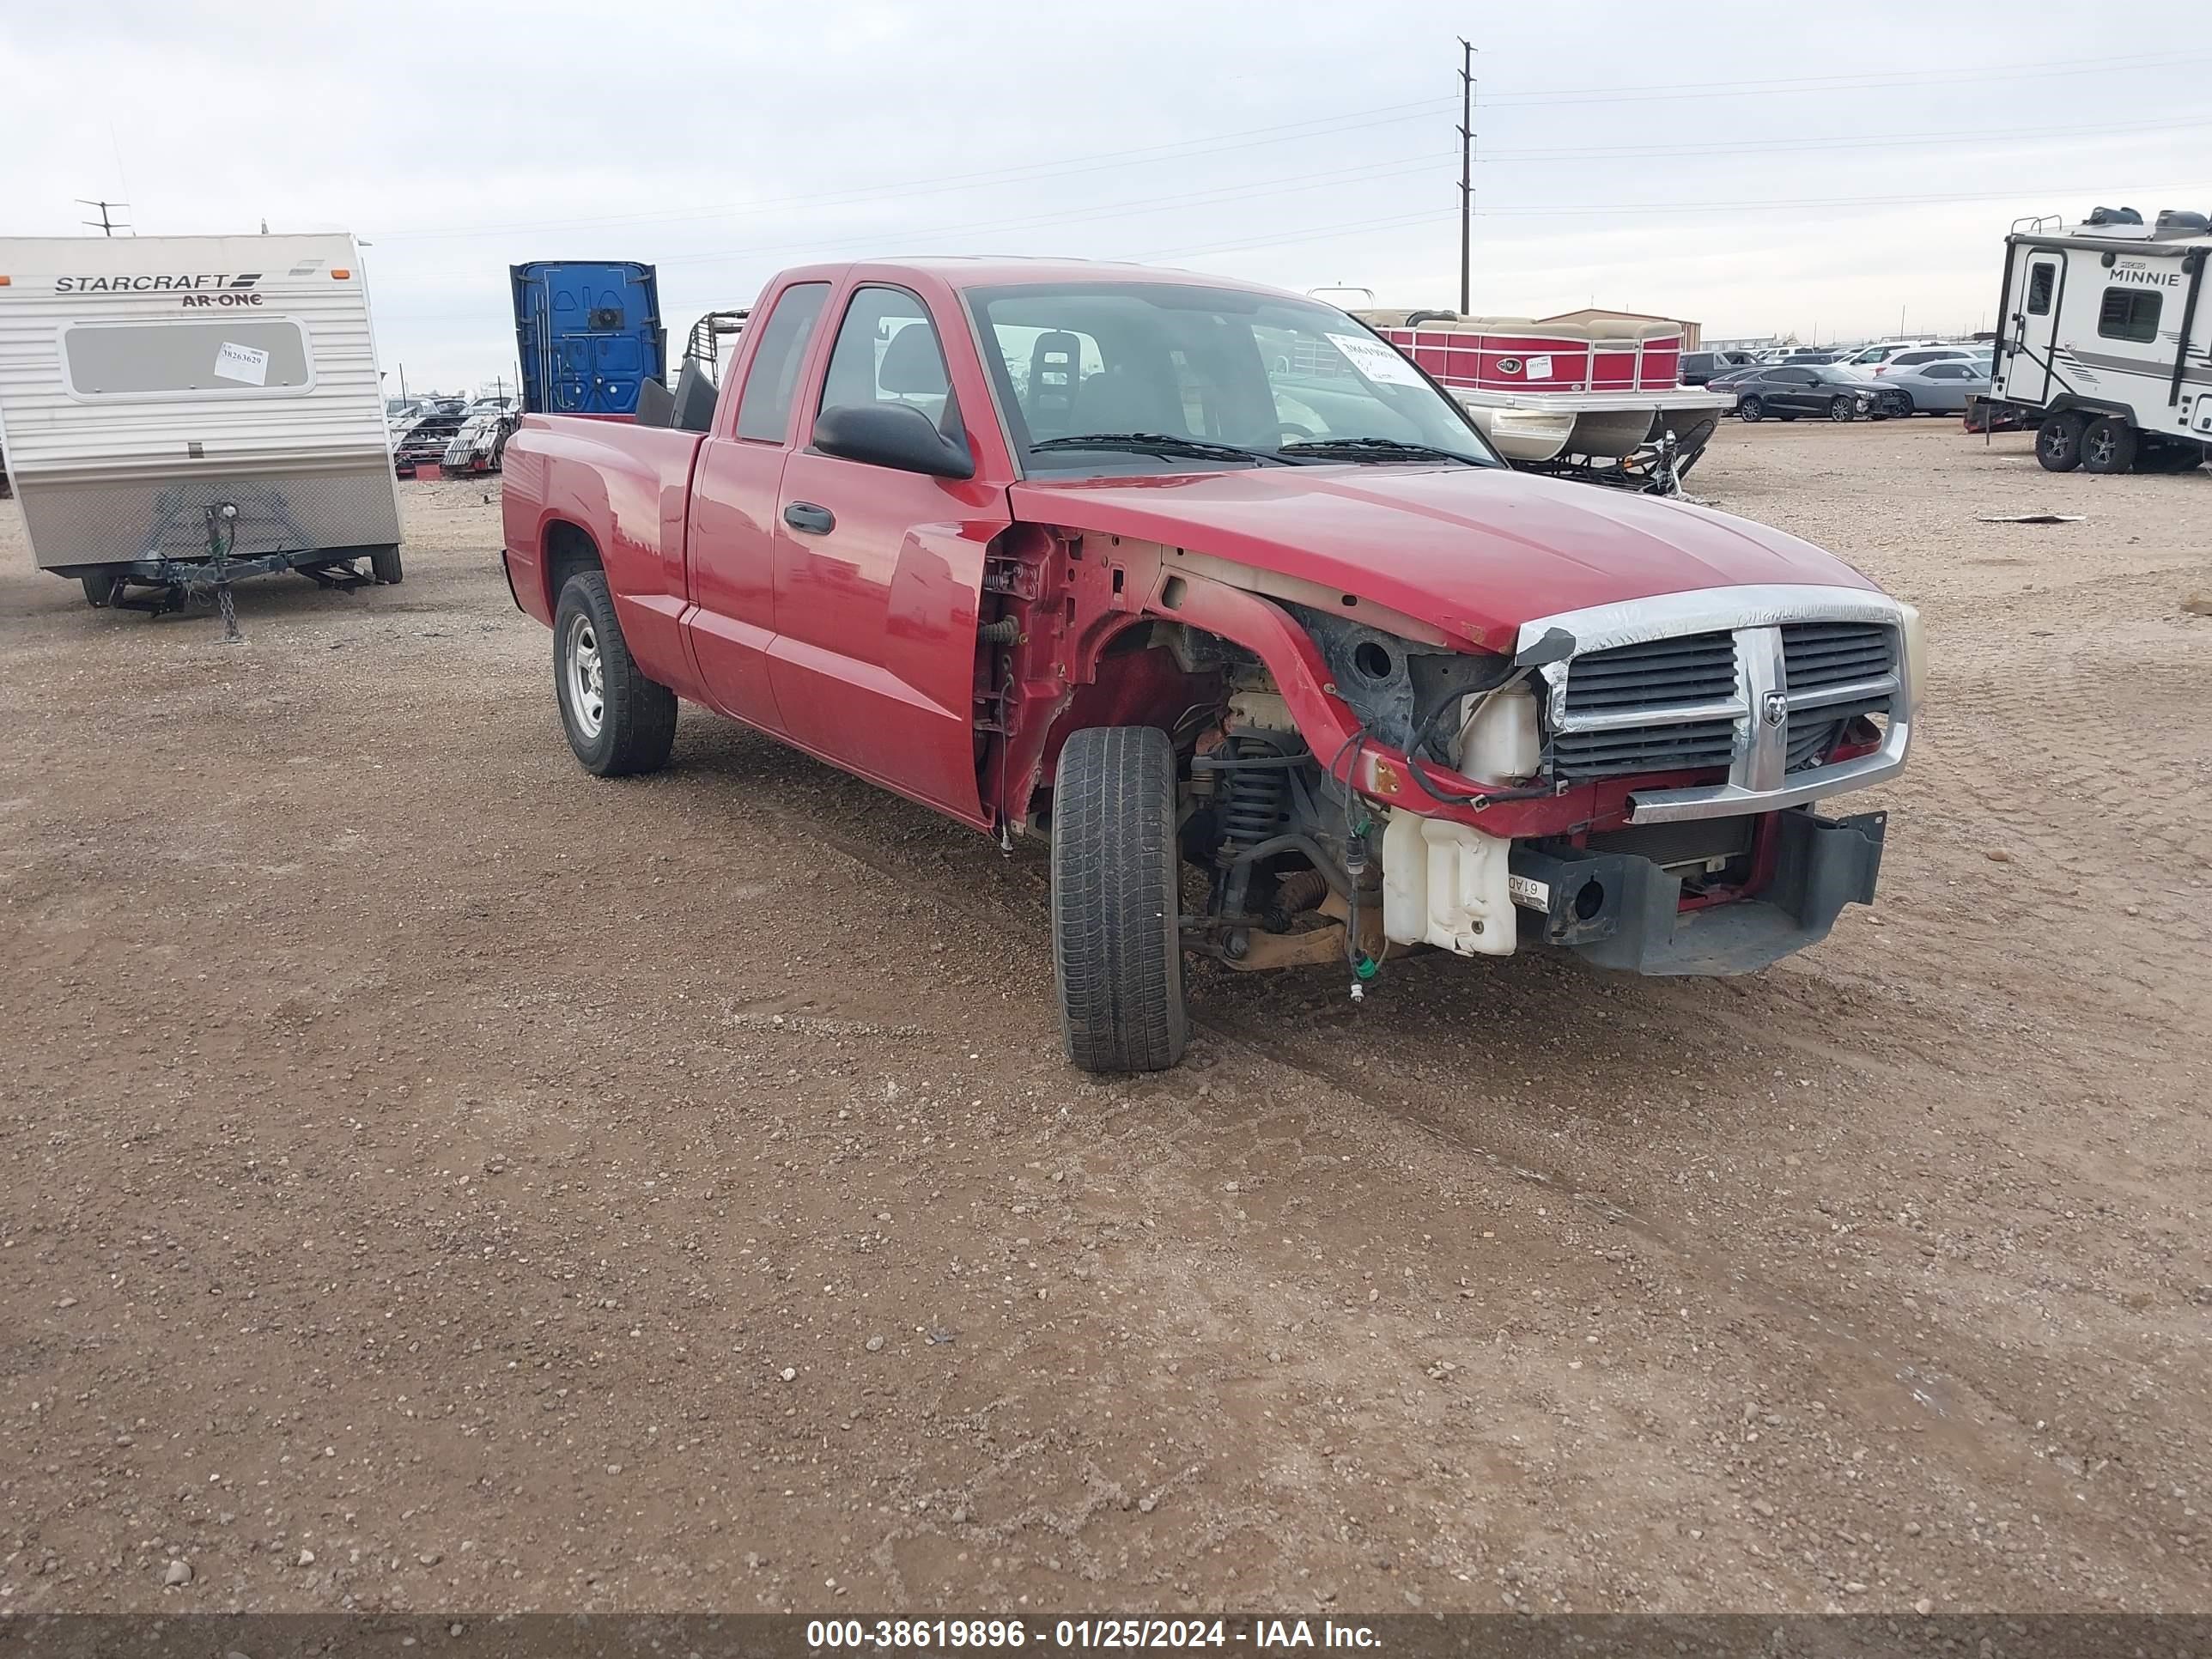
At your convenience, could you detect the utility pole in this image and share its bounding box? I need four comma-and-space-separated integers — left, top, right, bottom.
1457, 38, 1477, 314
76, 198, 129, 236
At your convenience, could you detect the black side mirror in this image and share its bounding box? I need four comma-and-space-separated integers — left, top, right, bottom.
812, 403, 975, 480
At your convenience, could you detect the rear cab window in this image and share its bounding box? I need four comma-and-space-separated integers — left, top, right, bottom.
732, 282, 831, 441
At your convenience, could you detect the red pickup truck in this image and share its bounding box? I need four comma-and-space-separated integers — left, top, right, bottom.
501, 258, 1919, 1073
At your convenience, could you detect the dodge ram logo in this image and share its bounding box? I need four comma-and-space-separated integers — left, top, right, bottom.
1761, 690, 1789, 727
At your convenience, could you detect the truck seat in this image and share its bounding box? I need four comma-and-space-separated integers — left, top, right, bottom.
1073, 362, 1179, 434
878, 324, 948, 400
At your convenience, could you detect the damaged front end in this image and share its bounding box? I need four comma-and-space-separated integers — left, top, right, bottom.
989, 525, 1917, 984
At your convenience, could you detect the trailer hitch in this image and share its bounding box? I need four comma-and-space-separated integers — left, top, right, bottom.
198, 503, 246, 644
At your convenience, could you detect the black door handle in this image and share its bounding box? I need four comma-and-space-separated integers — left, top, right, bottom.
783, 501, 835, 535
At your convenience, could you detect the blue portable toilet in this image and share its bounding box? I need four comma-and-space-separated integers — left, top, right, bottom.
511, 261, 666, 416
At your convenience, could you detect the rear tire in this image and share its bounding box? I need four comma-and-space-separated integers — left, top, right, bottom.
2080, 416, 2137, 475
553, 570, 678, 776
370, 544, 404, 584
2036, 411, 2087, 471
79, 570, 122, 608
1737, 396, 1765, 422
1051, 726, 1188, 1074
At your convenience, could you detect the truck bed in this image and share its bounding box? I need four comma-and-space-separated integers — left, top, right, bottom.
499, 415, 705, 678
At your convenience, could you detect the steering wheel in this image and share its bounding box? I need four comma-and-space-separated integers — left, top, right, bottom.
1275, 421, 1317, 441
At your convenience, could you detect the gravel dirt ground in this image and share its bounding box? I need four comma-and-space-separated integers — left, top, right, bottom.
2, 419, 2207, 1616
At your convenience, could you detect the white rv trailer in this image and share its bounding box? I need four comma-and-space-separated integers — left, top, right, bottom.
1991, 205, 2212, 473
0, 232, 404, 607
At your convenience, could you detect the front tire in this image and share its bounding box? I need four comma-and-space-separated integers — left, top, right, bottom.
1737, 396, 1765, 422
2037, 410, 2087, 471
1829, 395, 1856, 422
1051, 726, 1188, 1074
2080, 416, 2138, 475
553, 570, 677, 776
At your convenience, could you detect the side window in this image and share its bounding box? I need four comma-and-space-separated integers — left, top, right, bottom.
733, 282, 831, 442
2098, 287, 2162, 343
2026, 263, 2056, 316
1776, 368, 1814, 384
820, 287, 950, 426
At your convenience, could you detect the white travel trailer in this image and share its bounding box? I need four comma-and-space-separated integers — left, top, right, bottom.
0, 232, 404, 608
1991, 205, 2212, 473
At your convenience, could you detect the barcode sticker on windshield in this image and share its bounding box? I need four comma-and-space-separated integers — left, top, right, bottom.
213, 342, 270, 386
1326, 332, 1424, 386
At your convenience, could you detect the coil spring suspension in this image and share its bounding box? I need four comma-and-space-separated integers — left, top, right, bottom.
1219, 740, 1286, 851
1217, 736, 1288, 918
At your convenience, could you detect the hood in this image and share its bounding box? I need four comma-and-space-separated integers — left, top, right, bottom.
1009, 464, 1878, 652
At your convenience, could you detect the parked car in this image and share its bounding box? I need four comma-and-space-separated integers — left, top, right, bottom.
1844, 341, 1940, 368
1679, 349, 1759, 386
1781, 349, 1850, 366
1869, 346, 1978, 377
1732, 364, 1896, 422
499, 257, 1917, 1073
1881, 359, 1991, 415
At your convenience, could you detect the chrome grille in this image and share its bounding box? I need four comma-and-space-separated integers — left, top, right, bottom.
1545, 617, 1905, 787
1519, 586, 1914, 826
1779, 622, 1895, 773
1552, 630, 1738, 781
1553, 718, 1736, 780
1561, 631, 1736, 714
1781, 622, 1896, 692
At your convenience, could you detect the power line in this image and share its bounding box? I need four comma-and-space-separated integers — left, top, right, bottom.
370, 96, 1457, 244
1478, 49, 2212, 107
1472, 179, 2209, 216
1477, 113, 2212, 162
1137, 178, 2206, 262
380, 152, 1455, 294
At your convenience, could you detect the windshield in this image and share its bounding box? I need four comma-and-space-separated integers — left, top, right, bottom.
963, 282, 1503, 476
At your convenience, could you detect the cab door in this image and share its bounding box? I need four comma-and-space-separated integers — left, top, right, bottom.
683, 278, 835, 732
765, 282, 1011, 826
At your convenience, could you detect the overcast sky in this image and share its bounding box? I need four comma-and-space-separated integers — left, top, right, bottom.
5, 0, 2209, 392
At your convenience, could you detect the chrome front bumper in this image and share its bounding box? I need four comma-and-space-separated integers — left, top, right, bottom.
1514, 583, 1919, 825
